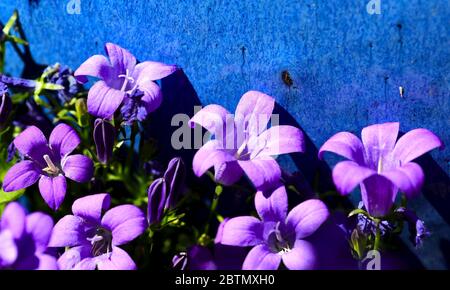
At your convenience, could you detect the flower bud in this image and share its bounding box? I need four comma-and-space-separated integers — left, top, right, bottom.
0, 83, 12, 125
93, 118, 115, 164
75, 98, 89, 127
147, 178, 167, 225
163, 157, 186, 209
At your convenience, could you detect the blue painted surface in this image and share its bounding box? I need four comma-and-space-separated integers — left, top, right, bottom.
1, 0, 449, 268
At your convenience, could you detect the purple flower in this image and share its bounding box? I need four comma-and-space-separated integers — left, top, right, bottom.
0, 82, 12, 125
120, 89, 148, 125
319, 122, 444, 217
0, 202, 58, 270
190, 91, 305, 192
93, 118, 115, 164
2, 124, 94, 210
44, 64, 82, 104
74, 43, 177, 119
221, 186, 329, 270
147, 178, 167, 225
0, 74, 37, 89
163, 157, 185, 209
49, 193, 147, 270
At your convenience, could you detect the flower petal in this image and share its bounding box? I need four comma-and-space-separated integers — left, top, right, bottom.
214, 160, 243, 186
87, 80, 126, 118
318, 131, 365, 163
361, 122, 399, 168
0, 230, 18, 267
360, 175, 397, 217
96, 246, 136, 270
255, 186, 288, 222
74, 54, 113, 83
72, 193, 111, 223
286, 199, 329, 239
105, 43, 136, 74
34, 254, 59, 270
238, 158, 282, 192
0, 202, 26, 239
235, 91, 275, 137
26, 212, 54, 252
57, 245, 93, 270
190, 104, 231, 138
242, 244, 281, 270
192, 140, 236, 177
282, 239, 317, 270
253, 125, 305, 158
221, 216, 264, 247
138, 80, 163, 114
382, 162, 424, 199
133, 61, 177, 81
38, 175, 67, 210
13, 126, 49, 164
49, 123, 80, 157
62, 154, 93, 183
2, 161, 41, 192
393, 128, 444, 164
332, 160, 375, 195
101, 205, 147, 246
48, 215, 88, 247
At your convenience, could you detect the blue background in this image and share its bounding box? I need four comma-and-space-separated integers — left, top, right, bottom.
1, 0, 449, 269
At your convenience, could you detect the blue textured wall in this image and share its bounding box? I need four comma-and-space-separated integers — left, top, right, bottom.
1, 0, 449, 268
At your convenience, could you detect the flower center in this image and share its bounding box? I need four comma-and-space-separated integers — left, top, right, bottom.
42, 154, 60, 176
268, 222, 292, 255
87, 227, 113, 257
118, 69, 135, 92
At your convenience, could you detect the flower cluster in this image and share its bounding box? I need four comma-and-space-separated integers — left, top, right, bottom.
0, 12, 446, 270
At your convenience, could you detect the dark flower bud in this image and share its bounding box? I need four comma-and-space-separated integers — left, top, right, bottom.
93, 118, 115, 164
147, 178, 167, 225
0, 82, 12, 125
163, 157, 186, 209
44, 63, 82, 104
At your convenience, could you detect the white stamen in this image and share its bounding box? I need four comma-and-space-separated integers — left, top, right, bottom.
43, 154, 59, 175
377, 156, 383, 174
118, 69, 135, 92
87, 235, 104, 244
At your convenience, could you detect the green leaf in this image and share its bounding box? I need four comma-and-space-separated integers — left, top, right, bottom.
11, 92, 31, 104
348, 208, 369, 218
0, 187, 25, 204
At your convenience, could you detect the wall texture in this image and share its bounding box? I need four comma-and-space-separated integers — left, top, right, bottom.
1, 0, 449, 268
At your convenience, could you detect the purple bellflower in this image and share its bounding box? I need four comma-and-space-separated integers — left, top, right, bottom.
147, 157, 186, 225
0, 82, 12, 125
49, 193, 147, 270
2, 124, 94, 210
319, 122, 443, 217
74, 43, 177, 119
0, 202, 58, 270
44, 63, 82, 104
221, 186, 329, 270
93, 118, 115, 164
190, 91, 305, 192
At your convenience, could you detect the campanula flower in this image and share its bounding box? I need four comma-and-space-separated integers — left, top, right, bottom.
44, 63, 82, 104
74, 43, 177, 119
0, 82, 11, 125
221, 186, 329, 270
190, 91, 305, 192
0, 202, 58, 270
2, 124, 94, 210
49, 193, 147, 270
163, 157, 185, 209
319, 122, 443, 217
147, 178, 167, 225
93, 118, 115, 164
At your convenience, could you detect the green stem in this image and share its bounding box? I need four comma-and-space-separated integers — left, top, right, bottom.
204, 184, 223, 235
373, 220, 381, 252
